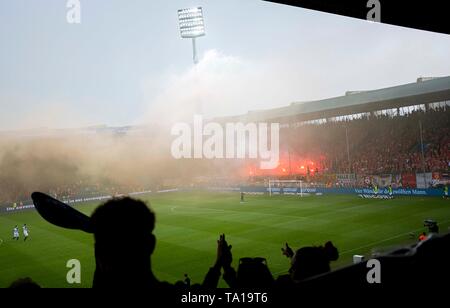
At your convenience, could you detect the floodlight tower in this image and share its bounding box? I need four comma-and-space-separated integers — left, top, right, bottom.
178, 7, 205, 64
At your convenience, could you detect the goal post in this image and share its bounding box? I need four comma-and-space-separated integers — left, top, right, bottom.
268, 179, 304, 197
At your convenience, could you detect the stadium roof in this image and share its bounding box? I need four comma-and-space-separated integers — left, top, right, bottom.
216, 76, 450, 123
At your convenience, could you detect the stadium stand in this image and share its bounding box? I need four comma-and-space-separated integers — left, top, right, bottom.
280, 108, 450, 175
239, 77, 450, 189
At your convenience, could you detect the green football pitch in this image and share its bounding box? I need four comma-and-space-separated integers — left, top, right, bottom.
0, 191, 449, 288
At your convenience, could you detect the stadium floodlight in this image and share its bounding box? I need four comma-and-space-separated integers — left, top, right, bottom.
178, 7, 205, 64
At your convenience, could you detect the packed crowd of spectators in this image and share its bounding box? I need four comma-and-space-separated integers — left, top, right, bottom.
282, 108, 450, 175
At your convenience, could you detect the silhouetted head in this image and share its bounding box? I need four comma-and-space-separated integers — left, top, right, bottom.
90, 197, 156, 287
237, 257, 274, 288
324, 241, 339, 261
290, 241, 339, 282
9, 277, 41, 289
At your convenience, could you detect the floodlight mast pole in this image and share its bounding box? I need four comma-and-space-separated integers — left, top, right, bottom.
178, 7, 205, 114
192, 37, 198, 65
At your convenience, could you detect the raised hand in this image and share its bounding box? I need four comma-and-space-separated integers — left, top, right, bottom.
281, 243, 294, 258
216, 234, 233, 269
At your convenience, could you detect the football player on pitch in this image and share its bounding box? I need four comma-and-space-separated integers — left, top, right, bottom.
23, 224, 29, 241
12, 225, 20, 241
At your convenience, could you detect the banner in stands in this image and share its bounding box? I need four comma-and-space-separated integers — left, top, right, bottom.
392, 174, 403, 188
240, 186, 443, 197
431, 172, 450, 186
415, 172, 433, 189
442, 173, 450, 185
401, 173, 417, 188
336, 174, 357, 185
372, 174, 393, 187
358, 175, 372, 187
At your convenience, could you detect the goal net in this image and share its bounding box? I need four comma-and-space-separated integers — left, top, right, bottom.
267, 179, 304, 197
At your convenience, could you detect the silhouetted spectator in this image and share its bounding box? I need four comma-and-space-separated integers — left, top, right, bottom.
184, 274, 191, 287
281, 242, 294, 258
278, 241, 339, 285
90, 197, 221, 289
214, 235, 274, 288
235, 257, 274, 288
9, 277, 41, 289
90, 197, 164, 288
201, 234, 234, 287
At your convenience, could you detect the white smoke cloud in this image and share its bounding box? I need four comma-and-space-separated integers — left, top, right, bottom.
140, 49, 314, 124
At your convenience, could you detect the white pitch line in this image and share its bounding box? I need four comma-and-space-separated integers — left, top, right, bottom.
340, 232, 416, 255
0, 238, 3, 246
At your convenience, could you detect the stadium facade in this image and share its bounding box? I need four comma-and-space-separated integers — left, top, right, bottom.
214, 76, 450, 125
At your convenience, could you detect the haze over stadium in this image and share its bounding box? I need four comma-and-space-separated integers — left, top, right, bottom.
0, 0, 450, 292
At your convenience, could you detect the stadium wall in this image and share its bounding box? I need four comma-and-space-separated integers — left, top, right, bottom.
0, 190, 153, 214
240, 186, 444, 197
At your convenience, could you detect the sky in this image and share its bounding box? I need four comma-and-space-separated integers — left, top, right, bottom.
1, 0, 450, 130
